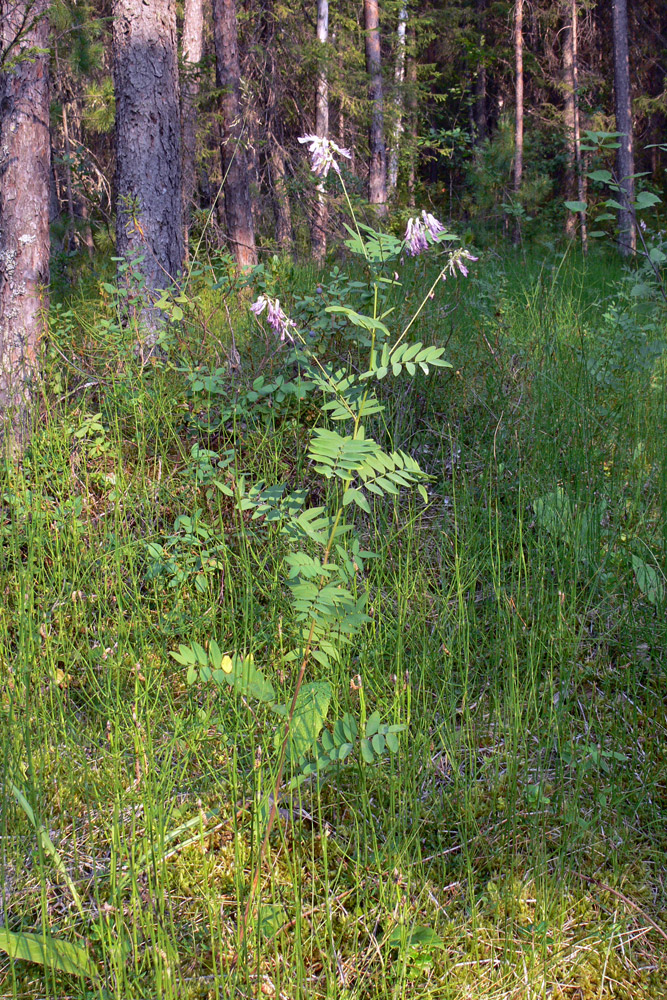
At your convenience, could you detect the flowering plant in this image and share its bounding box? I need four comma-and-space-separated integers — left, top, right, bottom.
297, 135, 352, 178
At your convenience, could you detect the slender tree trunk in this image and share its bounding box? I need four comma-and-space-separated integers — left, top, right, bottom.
112, 0, 184, 340
473, 0, 488, 148
181, 0, 205, 256
571, 0, 587, 253
388, 5, 407, 193
512, 0, 524, 245
405, 20, 417, 207
212, 0, 257, 269
364, 0, 387, 215
269, 139, 293, 251
312, 0, 329, 263
611, 0, 635, 255
562, 13, 576, 238
0, 0, 51, 455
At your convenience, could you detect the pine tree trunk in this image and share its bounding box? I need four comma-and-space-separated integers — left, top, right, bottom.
388, 5, 407, 193
112, 0, 184, 340
364, 0, 387, 215
405, 21, 417, 207
312, 0, 329, 263
562, 12, 576, 238
212, 0, 257, 269
0, 0, 51, 455
473, 0, 488, 148
571, 0, 587, 253
512, 0, 524, 245
611, 0, 635, 255
181, 0, 205, 255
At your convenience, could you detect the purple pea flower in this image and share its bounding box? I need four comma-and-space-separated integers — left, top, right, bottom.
298, 135, 352, 178
250, 294, 297, 343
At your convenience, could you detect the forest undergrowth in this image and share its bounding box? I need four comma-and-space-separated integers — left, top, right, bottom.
1, 242, 666, 999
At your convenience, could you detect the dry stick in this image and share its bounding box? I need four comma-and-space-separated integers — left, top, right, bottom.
572, 871, 667, 944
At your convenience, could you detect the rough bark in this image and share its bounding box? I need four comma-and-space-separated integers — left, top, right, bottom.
212, 0, 257, 269
0, 0, 51, 455
473, 0, 488, 147
405, 20, 417, 207
181, 0, 205, 253
312, 0, 329, 263
112, 0, 184, 336
363, 0, 387, 215
562, 13, 576, 238
388, 5, 407, 193
612, 0, 636, 255
571, 0, 587, 253
512, 0, 524, 245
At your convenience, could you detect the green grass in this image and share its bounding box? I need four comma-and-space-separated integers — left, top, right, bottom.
1, 245, 666, 999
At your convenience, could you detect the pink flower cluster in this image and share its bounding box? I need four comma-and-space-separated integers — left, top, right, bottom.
298, 135, 352, 178
441, 248, 478, 280
250, 295, 297, 343
404, 211, 446, 256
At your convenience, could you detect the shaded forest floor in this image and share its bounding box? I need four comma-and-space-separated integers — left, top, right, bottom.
2, 245, 667, 998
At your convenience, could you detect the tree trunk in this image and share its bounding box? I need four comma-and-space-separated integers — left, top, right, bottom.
611, 0, 635, 255
562, 12, 576, 238
363, 0, 387, 215
473, 0, 488, 148
312, 0, 329, 263
405, 20, 417, 207
388, 5, 407, 193
112, 0, 184, 340
512, 0, 524, 245
0, 0, 51, 455
181, 0, 205, 256
212, 0, 257, 269
571, 0, 587, 253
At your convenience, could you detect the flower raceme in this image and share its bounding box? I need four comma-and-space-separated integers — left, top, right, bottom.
298, 135, 352, 178
250, 294, 297, 343
404, 211, 446, 256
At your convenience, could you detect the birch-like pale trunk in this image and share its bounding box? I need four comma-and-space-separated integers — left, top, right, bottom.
0, 0, 51, 455
364, 0, 387, 215
312, 0, 329, 263
388, 5, 407, 193
611, 0, 636, 255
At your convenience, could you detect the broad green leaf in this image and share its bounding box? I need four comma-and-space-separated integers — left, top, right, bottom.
0, 929, 99, 980
564, 200, 587, 213
386, 731, 400, 753
649, 247, 667, 264
360, 738, 375, 764
372, 733, 386, 754
254, 903, 287, 940
365, 711, 381, 738
386, 925, 445, 951
635, 190, 661, 209
632, 555, 665, 607
586, 169, 613, 183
